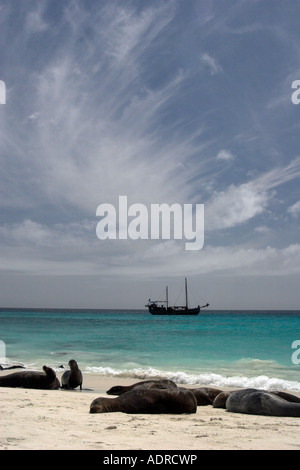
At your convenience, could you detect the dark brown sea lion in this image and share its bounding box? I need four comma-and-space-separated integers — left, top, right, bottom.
212, 389, 300, 409
272, 390, 300, 403
188, 387, 223, 405
90, 387, 197, 414
212, 389, 300, 410
213, 391, 235, 408
106, 379, 177, 395
0, 365, 60, 390
61, 359, 82, 390
226, 388, 300, 417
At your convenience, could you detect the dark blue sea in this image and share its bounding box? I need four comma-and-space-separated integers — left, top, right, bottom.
1, 309, 299, 391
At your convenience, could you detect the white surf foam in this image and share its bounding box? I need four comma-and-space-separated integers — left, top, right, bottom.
84, 366, 300, 392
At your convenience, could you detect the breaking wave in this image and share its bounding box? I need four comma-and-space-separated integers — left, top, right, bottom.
85, 365, 300, 392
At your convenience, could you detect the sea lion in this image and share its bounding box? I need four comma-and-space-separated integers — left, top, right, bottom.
226, 388, 300, 417
213, 391, 234, 409
272, 390, 300, 403
0, 365, 60, 390
90, 387, 197, 414
106, 379, 177, 395
213, 389, 300, 409
61, 359, 82, 390
188, 387, 223, 406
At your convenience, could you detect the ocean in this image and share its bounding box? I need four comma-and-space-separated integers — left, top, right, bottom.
1, 308, 300, 392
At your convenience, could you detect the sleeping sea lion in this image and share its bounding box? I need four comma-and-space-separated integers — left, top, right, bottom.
212, 389, 300, 409
61, 359, 82, 390
0, 365, 60, 390
213, 391, 235, 408
188, 387, 223, 405
90, 387, 197, 414
106, 379, 177, 395
226, 388, 300, 417
272, 390, 300, 403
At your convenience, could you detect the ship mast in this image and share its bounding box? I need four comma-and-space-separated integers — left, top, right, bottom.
166, 286, 168, 309
185, 277, 188, 309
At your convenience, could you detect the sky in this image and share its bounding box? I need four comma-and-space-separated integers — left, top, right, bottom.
1, 0, 300, 310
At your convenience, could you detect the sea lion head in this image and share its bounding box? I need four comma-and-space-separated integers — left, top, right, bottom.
212, 391, 232, 408
90, 403, 105, 413
90, 397, 116, 413
68, 359, 78, 369
106, 385, 127, 395
42, 365, 60, 388
43, 365, 56, 378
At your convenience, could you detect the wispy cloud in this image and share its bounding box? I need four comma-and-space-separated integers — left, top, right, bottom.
205, 183, 268, 231
216, 149, 235, 161
205, 157, 300, 231
25, 3, 48, 34
2, 1, 193, 213
200, 53, 223, 75
288, 200, 300, 218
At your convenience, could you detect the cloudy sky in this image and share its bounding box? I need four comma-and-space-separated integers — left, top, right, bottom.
1, 0, 300, 309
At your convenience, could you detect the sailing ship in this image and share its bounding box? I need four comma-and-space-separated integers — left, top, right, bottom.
146, 278, 209, 316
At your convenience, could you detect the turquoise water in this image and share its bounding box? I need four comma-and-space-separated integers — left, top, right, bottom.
0, 309, 300, 391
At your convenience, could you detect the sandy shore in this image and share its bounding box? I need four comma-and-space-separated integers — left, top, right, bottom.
1, 371, 300, 450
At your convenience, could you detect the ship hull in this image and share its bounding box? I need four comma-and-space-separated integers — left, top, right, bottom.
148, 305, 200, 316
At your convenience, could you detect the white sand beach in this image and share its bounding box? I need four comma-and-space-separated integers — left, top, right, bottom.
1, 372, 300, 450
